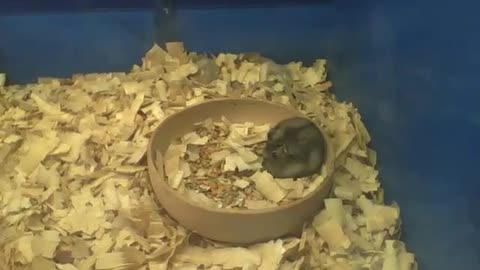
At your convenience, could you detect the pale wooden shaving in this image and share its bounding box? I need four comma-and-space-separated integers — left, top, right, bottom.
368, 148, 378, 166
305, 172, 327, 194
164, 144, 186, 179
95, 252, 132, 270
233, 179, 250, 189
382, 240, 418, 270
249, 240, 284, 270
312, 209, 351, 251
357, 195, 400, 232
183, 189, 218, 208
224, 152, 261, 171
169, 171, 184, 190
59, 131, 91, 163
225, 141, 259, 163
0, 73, 5, 87
279, 257, 304, 270
209, 149, 231, 164
16, 132, 60, 175
276, 179, 305, 199
173, 246, 261, 268
0, 42, 416, 270
56, 264, 79, 270
324, 198, 346, 226
182, 132, 209, 145
31, 257, 56, 270
249, 171, 288, 203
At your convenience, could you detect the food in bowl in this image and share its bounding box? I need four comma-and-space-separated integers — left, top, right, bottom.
163, 116, 328, 209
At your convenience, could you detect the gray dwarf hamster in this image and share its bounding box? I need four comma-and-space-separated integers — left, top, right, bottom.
262, 117, 326, 179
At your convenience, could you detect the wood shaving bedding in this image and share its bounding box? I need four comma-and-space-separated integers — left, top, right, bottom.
0, 42, 417, 270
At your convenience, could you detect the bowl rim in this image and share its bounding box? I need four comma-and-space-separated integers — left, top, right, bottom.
147, 97, 335, 215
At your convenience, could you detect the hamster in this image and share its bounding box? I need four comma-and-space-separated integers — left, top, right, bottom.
262, 117, 326, 179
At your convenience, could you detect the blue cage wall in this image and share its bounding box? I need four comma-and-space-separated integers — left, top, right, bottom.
0, 1, 479, 269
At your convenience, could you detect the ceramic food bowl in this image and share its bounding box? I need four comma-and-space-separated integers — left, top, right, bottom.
147, 98, 335, 244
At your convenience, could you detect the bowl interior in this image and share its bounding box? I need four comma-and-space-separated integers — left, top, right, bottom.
147, 98, 335, 215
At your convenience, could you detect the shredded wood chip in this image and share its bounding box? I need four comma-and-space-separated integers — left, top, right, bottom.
173, 246, 261, 268
249, 240, 284, 270
249, 171, 287, 203
16, 132, 60, 175
0, 42, 416, 270
357, 195, 400, 232
0, 73, 5, 87
312, 208, 351, 251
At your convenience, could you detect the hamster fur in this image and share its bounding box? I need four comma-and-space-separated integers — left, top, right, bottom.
262, 117, 326, 178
